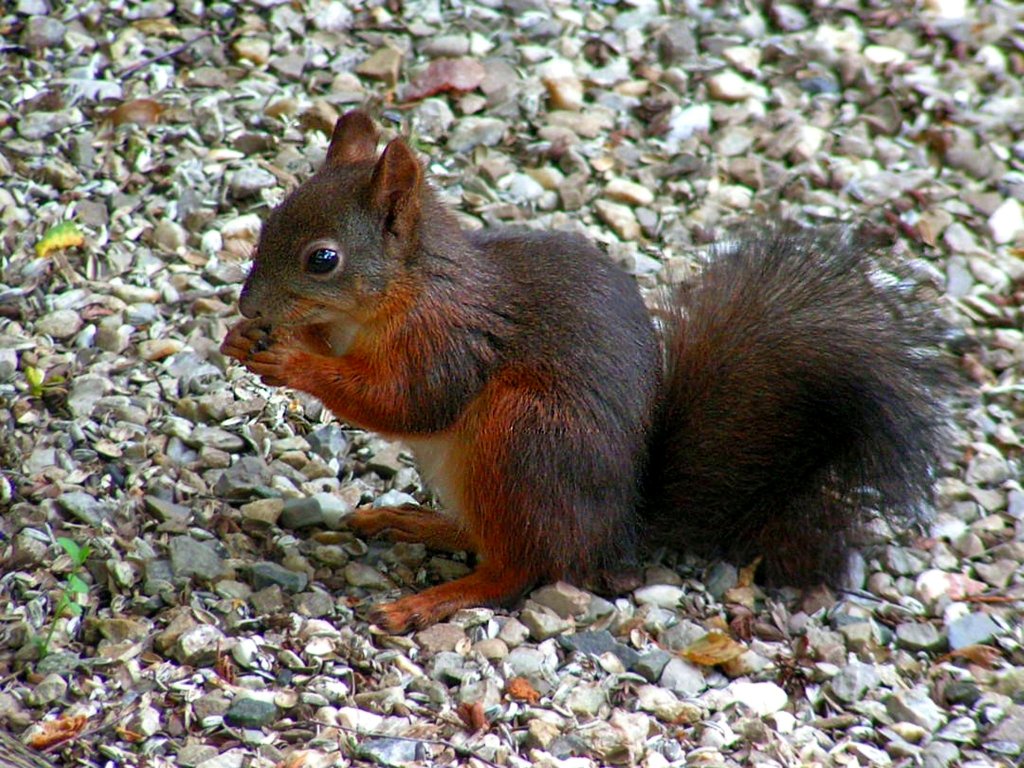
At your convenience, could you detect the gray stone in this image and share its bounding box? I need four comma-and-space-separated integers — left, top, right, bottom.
342, 562, 391, 590
308, 425, 347, 460
886, 687, 948, 733
175, 624, 226, 666
17, 111, 75, 140
224, 696, 278, 728
169, 536, 226, 581
659, 657, 706, 697
895, 622, 945, 652
358, 737, 422, 766
22, 15, 65, 49
414, 623, 467, 654
558, 630, 640, 669
829, 660, 880, 703
520, 607, 572, 641
634, 649, 673, 682
447, 117, 507, 152
250, 561, 308, 593
57, 491, 110, 526
947, 612, 1001, 650
36, 309, 82, 339
280, 497, 326, 529
229, 167, 277, 200
530, 581, 591, 618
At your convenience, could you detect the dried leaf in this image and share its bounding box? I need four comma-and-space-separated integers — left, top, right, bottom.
402, 58, 486, 102
27, 714, 88, 749
107, 98, 164, 127
680, 631, 747, 666
505, 676, 541, 704
35, 221, 85, 259
455, 700, 488, 733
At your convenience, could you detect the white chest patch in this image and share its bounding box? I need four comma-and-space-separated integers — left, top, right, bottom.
403, 434, 465, 523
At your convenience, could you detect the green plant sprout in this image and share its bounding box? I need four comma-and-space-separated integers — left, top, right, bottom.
38, 536, 91, 659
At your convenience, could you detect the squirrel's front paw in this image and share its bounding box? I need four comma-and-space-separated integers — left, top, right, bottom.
221, 320, 293, 387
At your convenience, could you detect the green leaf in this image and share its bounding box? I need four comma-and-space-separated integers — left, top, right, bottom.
66, 574, 89, 594
56, 537, 83, 561
25, 365, 45, 397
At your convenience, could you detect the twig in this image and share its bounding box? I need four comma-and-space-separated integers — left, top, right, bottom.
116, 31, 214, 78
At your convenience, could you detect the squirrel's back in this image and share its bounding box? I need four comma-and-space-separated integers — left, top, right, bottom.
643, 225, 953, 585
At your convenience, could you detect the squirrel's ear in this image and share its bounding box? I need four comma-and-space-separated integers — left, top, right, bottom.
371, 138, 422, 236
325, 110, 379, 167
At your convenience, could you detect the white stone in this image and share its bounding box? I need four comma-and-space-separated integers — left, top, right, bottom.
988, 198, 1024, 244
864, 45, 908, 66
726, 681, 788, 716
707, 71, 767, 102
604, 178, 654, 207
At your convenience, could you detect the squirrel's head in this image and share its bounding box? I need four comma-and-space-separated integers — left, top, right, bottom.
237, 110, 431, 328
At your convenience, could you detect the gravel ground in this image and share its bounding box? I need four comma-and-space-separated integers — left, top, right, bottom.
1, 1, 1023, 766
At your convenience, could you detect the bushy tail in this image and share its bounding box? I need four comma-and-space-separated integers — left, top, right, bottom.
643, 224, 955, 586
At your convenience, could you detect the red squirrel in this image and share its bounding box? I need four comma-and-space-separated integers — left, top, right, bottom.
221, 110, 951, 632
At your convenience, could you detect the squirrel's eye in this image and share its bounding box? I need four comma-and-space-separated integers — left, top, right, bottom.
306, 247, 340, 275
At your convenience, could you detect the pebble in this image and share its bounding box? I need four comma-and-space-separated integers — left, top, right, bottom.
446, 117, 507, 152
229, 167, 277, 200
886, 687, 948, 733
727, 681, 789, 717
251, 562, 308, 593
520, 607, 573, 640
35, 309, 82, 339
224, 696, 278, 728
530, 581, 591, 618
989, 198, 1024, 244
659, 658, 706, 698
414, 623, 466, 653
706, 72, 767, 102
895, 622, 945, 652
175, 624, 227, 667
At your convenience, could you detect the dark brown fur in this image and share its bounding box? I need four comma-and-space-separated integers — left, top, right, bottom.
222, 111, 952, 631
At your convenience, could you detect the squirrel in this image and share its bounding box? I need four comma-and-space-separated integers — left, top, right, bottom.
221, 110, 952, 633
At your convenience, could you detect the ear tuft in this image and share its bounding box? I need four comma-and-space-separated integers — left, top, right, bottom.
325, 110, 380, 167
371, 138, 423, 234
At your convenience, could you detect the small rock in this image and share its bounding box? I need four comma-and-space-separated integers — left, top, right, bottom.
36, 309, 82, 340
240, 498, 284, 526
727, 681, 789, 716
251, 562, 308, 593
343, 562, 391, 590
531, 581, 591, 618
595, 200, 641, 241
706, 72, 767, 102
229, 167, 277, 200
356, 46, 404, 86
829, 660, 880, 703
224, 696, 278, 728
634, 649, 673, 682
659, 657, 706, 697
447, 117, 507, 152
636, 684, 700, 723
886, 687, 948, 732
280, 497, 326, 529
942, 614, 999, 651
169, 537, 226, 581
520, 607, 572, 640
22, 15, 66, 49
989, 198, 1024, 244
414, 623, 467, 653
605, 178, 655, 207
175, 624, 226, 666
